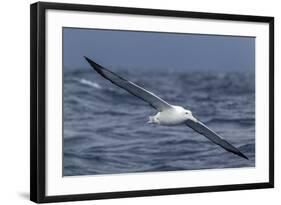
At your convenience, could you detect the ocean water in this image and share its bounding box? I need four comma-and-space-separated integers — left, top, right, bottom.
63, 68, 255, 176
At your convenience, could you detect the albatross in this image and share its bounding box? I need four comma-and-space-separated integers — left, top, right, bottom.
84, 56, 248, 160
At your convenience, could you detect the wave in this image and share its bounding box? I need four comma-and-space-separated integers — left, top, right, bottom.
238, 143, 255, 152
64, 71, 255, 176
78, 78, 102, 89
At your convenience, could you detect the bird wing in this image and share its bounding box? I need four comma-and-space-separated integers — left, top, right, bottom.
84, 57, 173, 112
185, 119, 248, 159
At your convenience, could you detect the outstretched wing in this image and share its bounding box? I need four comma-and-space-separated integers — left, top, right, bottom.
84, 57, 172, 111
185, 119, 248, 159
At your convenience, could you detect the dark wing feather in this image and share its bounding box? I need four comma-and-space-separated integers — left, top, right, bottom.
185, 119, 248, 160
85, 57, 172, 111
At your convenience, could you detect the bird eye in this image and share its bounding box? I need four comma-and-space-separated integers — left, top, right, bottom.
186, 112, 188, 114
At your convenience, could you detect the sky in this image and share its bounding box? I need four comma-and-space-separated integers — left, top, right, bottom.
63, 27, 255, 72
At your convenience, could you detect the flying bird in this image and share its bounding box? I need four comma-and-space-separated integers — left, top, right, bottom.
84, 56, 248, 160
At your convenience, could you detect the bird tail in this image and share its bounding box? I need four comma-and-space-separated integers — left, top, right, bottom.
148, 116, 154, 124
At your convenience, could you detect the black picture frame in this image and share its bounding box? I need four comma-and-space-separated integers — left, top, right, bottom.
30, 1, 274, 203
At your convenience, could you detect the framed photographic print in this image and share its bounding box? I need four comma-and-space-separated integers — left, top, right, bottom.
30, 1, 274, 203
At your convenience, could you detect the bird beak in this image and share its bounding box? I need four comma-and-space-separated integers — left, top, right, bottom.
190, 115, 199, 123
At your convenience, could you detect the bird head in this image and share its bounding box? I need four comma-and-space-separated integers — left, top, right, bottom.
182, 109, 198, 122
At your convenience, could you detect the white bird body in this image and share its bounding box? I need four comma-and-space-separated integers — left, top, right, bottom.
149, 106, 197, 125
84, 56, 248, 160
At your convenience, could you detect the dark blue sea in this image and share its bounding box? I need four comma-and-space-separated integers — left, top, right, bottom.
63, 68, 255, 176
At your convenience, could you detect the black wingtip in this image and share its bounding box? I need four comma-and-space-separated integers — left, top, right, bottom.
84, 56, 101, 68
242, 154, 249, 160
84, 56, 108, 79
84, 56, 101, 70
239, 152, 249, 160
84, 56, 90, 62
84, 56, 94, 67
